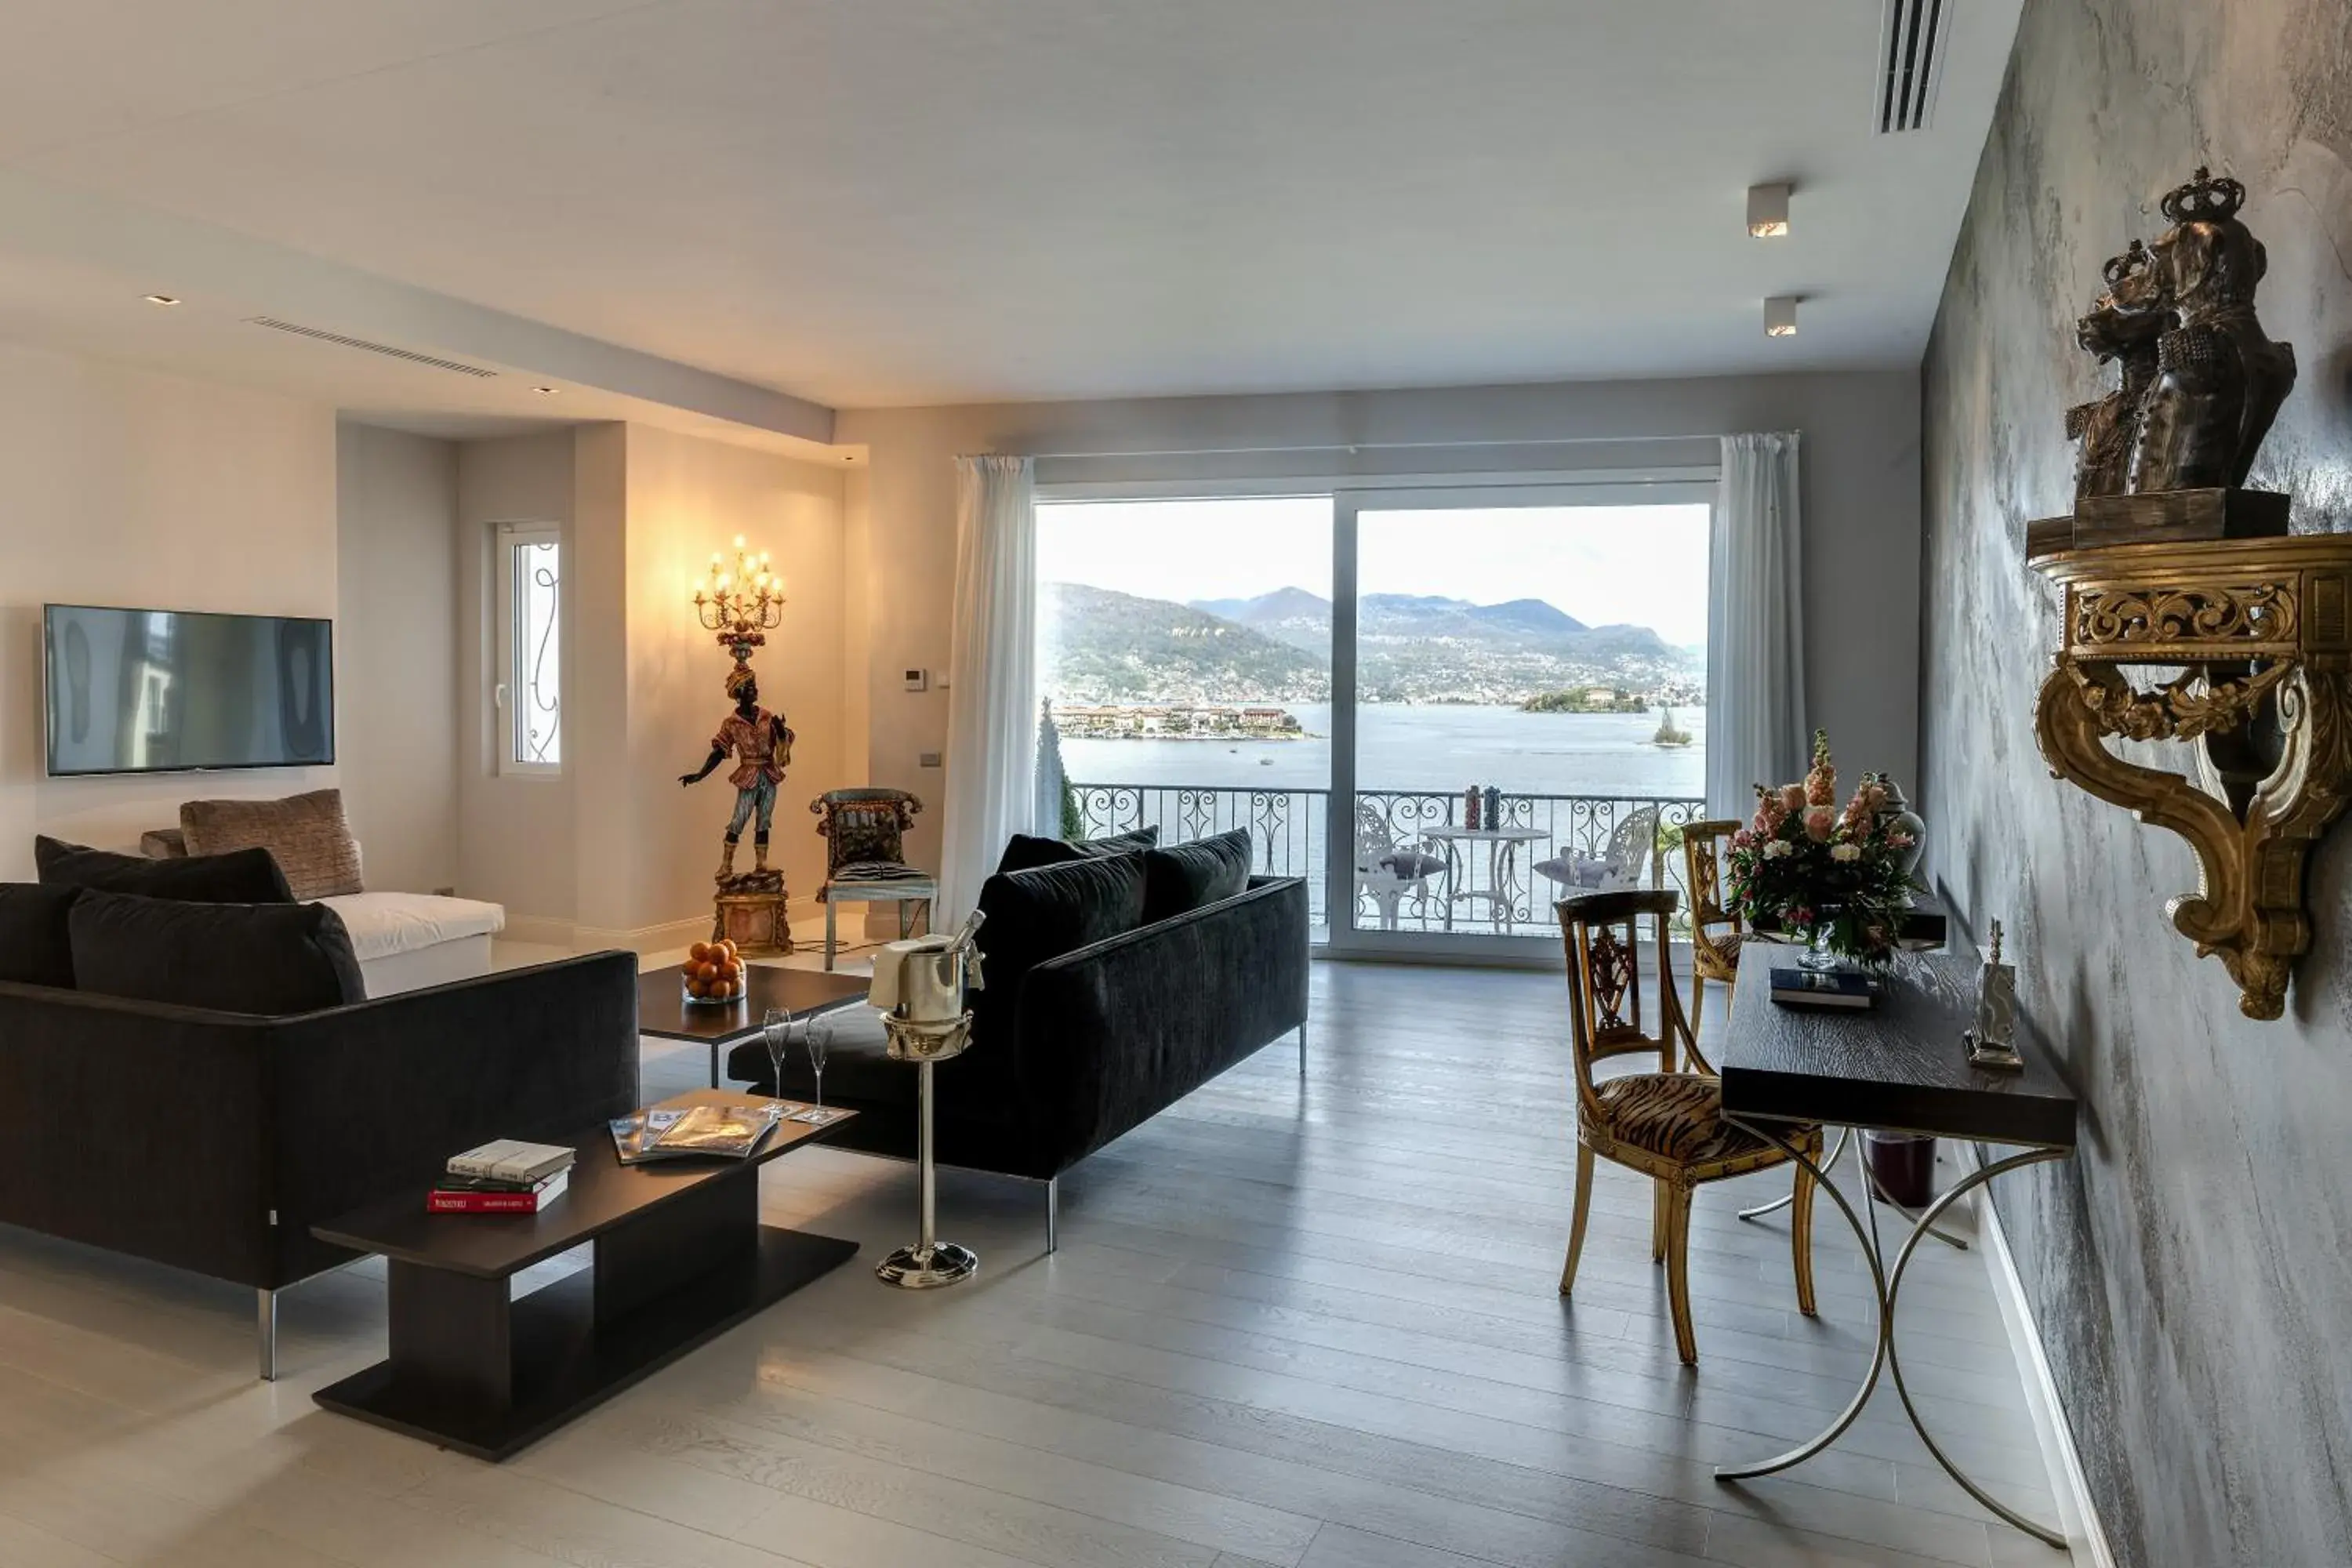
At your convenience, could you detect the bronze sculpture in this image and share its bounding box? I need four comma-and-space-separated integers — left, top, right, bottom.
2064, 241, 2166, 503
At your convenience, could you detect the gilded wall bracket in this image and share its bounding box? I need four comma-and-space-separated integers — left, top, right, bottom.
2032, 535, 2352, 1020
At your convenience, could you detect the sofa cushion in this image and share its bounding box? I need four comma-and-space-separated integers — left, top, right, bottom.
318, 891, 505, 963
180, 789, 363, 901
972, 852, 1148, 1040
996, 826, 1158, 876
1142, 829, 1254, 924
140, 827, 189, 859
34, 836, 295, 904
0, 883, 82, 987
68, 890, 367, 1014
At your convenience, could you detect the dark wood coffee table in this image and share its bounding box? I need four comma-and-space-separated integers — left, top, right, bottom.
638, 962, 870, 1087
311, 1090, 858, 1461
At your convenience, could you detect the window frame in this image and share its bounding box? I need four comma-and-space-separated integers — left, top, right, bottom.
492, 521, 563, 778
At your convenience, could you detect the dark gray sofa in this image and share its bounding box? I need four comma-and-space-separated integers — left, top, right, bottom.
0, 951, 641, 1376
730, 868, 1310, 1247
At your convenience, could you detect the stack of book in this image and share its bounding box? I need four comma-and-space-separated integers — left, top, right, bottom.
428, 1139, 576, 1214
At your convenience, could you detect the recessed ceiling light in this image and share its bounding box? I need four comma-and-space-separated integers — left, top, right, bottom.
532, 385, 558, 394
1747, 183, 1791, 238
1765, 296, 1800, 337
143, 293, 181, 307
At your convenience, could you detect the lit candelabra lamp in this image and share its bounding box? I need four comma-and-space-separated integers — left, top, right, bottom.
692, 534, 786, 663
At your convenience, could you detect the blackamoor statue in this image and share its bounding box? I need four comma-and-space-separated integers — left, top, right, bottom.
680, 664, 795, 883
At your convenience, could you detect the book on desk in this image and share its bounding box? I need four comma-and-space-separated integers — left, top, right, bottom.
1769, 967, 1878, 1010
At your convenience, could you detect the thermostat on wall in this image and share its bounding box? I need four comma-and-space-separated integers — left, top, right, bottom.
902, 668, 930, 691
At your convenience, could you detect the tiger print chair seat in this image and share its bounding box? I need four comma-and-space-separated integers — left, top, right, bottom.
1555, 886, 1820, 1363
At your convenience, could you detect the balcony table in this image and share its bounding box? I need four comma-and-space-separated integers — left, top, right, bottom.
1413, 824, 1550, 933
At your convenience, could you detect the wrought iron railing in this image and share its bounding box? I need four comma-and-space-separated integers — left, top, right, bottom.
1068, 782, 1706, 938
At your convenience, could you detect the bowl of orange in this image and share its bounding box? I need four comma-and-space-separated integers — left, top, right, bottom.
681, 939, 748, 1007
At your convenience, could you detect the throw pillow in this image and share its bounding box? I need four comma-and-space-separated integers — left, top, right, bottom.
34, 836, 295, 903
139, 827, 189, 859
0, 883, 82, 988
180, 789, 363, 901
996, 826, 1159, 876
68, 891, 366, 1014
971, 852, 1149, 1037
1142, 829, 1254, 924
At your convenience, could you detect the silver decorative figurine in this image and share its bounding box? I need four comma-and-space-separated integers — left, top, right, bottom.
1963, 920, 2024, 1072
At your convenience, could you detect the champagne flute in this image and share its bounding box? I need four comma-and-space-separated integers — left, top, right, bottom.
760, 1007, 793, 1107
805, 1013, 834, 1110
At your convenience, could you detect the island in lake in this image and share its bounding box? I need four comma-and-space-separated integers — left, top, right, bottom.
1520, 687, 1650, 715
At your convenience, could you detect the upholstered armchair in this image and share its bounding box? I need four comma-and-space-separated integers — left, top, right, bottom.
811, 788, 935, 970
1553, 887, 1818, 1363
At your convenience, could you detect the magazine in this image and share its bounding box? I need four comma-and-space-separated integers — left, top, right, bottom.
608, 1108, 691, 1164
650, 1100, 786, 1158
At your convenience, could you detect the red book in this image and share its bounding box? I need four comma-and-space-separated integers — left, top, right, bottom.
426, 1171, 567, 1214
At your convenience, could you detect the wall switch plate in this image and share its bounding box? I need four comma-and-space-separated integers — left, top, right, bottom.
902, 668, 929, 691
919, 752, 942, 768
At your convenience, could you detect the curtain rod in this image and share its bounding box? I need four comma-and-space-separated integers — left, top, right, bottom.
1020, 433, 1732, 461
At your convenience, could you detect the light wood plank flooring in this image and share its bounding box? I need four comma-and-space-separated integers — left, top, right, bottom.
0, 960, 2071, 1567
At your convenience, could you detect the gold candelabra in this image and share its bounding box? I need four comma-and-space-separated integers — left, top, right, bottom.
693, 534, 785, 661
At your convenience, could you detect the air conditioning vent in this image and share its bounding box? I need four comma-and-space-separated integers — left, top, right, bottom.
1875, 0, 1951, 134
246, 317, 497, 378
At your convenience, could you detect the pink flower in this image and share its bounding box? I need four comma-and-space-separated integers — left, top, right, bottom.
1778, 784, 1806, 814
1888, 831, 1914, 849
1802, 807, 1835, 841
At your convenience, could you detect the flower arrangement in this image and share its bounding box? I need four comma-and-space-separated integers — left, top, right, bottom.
1725, 730, 1919, 967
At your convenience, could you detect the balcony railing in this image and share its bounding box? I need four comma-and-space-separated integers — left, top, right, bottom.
1069, 782, 1707, 939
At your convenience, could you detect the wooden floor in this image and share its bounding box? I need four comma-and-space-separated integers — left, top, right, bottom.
0, 960, 2071, 1568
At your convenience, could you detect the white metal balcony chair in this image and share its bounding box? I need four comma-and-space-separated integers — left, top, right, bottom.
1535, 804, 1660, 895
1354, 798, 1447, 931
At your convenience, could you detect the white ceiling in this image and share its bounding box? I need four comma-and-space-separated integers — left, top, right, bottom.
0, 0, 2025, 415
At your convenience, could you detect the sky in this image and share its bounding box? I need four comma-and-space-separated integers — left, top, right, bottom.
1036, 496, 1712, 647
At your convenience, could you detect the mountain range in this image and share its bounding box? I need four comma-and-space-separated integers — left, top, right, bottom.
1045, 583, 1703, 706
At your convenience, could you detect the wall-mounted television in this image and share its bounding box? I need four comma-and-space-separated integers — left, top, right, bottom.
43, 604, 336, 777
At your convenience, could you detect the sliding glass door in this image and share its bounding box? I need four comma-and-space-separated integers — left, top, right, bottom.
1033, 481, 1711, 957
1328, 487, 1712, 958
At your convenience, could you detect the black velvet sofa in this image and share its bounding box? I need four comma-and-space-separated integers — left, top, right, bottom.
0, 952, 641, 1376
730, 835, 1310, 1247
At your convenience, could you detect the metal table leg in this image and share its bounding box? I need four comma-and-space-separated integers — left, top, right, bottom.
1739, 1126, 1968, 1250
1712, 1114, 2070, 1549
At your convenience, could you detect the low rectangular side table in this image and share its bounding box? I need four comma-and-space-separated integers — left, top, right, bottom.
312, 1091, 858, 1461
637, 961, 869, 1087
1713, 952, 2079, 1547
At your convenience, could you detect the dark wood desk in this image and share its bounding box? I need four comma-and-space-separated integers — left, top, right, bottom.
312, 1091, 858, 1460
637, 962, 869, 1087
1713, 953, 2079, 1548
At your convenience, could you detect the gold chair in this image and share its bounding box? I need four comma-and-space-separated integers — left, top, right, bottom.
1679, 818, 1748, 1046
1555, 887, 1819, 1363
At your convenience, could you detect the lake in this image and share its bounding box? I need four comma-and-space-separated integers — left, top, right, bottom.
1060, 703, 1707, 800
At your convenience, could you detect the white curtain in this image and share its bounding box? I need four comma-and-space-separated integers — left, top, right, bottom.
938, 454, 1038, 924
1705, 432, 1806, 821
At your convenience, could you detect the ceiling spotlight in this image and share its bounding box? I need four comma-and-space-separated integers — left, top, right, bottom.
1746, 183, 1791, 238
1765, 296, 1800, 337
532, 385, 558, 394
143, 293, 182, 307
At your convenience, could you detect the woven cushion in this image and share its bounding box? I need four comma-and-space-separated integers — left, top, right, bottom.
1592, 1073, 1769, 1165
180, 789, 362, 901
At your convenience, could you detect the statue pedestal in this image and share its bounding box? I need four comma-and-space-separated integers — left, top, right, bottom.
714, 870, 790, 956
2027, 487, 2290, 561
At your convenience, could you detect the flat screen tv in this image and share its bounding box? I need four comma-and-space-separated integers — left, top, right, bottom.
43, 604, 336, 777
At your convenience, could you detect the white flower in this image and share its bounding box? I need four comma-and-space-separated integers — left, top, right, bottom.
1830, 843, 1861, 862
1762, 840, 1794, 859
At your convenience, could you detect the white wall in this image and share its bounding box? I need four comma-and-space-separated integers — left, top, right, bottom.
336, 422, 458, 893
454, 430, 575, 927
452, 423, 848, 947
836, 370, 1925, 874
0, 342, 337, 877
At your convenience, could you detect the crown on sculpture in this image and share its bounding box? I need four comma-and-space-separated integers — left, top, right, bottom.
2101, 238, 2153, 287
2159, 165, 2245, 226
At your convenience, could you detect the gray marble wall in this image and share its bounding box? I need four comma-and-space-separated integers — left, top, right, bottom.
1921, 1, 2352, 1563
